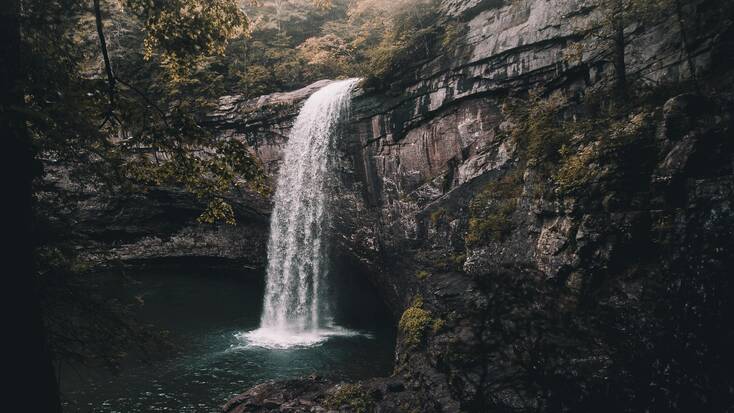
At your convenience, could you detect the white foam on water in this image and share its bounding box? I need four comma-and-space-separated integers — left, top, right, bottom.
233, 324, 370, 350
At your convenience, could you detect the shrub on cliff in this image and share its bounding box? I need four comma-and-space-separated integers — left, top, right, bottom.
466, 172, 523, 247
398, 295, 433, 348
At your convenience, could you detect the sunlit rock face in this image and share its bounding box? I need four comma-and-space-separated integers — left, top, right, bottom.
209, 79, 337, 179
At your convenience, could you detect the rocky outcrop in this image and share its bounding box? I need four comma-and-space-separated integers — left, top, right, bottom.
221, 0, 734, 411
222, 376, 423, 413
209, 79, 338, 178
36, 162, 271, 270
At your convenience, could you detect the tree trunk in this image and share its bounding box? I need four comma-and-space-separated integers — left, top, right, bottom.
94, 0, 116, 122
613, 2, 627, 102
1, 0, 62, 411
674, 0, 698, 82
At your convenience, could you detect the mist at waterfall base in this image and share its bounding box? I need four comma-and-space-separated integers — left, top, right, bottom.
61, 79, 395, 412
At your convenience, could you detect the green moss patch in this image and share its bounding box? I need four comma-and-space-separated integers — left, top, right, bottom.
398, 296, 432, 348
324, 383, 373, 413
415, 270, 430, 280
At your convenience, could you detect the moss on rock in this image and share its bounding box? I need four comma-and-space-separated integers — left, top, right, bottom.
431, 318, 446, 334
324, 383, 373, 413
466, 172, 523, 246
398, 296, 432, 348
415, 270, 430, 280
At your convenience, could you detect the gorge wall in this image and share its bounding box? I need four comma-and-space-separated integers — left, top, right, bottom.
217, 0, 734, 411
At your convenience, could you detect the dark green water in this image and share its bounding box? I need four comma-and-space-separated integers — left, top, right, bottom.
60, 266, 395, 412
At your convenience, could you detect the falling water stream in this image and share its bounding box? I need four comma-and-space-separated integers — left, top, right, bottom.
243, 78, 362, 348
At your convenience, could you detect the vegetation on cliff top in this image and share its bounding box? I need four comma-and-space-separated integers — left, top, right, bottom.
232, 0, 459, 95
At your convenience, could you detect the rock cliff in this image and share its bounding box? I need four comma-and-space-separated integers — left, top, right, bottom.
220, 0, 734, 411
36, 161, 271, 270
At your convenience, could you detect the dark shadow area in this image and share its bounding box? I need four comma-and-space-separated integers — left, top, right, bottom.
330, 252, 396, 333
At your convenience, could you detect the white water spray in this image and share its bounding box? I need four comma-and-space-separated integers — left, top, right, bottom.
242, 79, 360, 349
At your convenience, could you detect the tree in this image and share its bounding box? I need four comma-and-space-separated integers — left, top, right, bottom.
8, 0, 260, 407
319, 0, 450, 88
3, 0, 62, 410
68, 0, 264, 224
589, 0, 669, 101
297, 33, 354, 79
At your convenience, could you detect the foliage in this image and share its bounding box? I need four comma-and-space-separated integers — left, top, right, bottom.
127, 0, 247, 80
354, 0, 452, 89
498, 84, 665, 199
554, 109, 656, 195
465, 87, 658, 248
213, 0, 354, 99
223, 0, 460, 95
466, 203, 517, 246
21, 0, 267, 226
466, 173, 523, 246
554, 143, 599, 194
461, 81, 732, 411
21, 0, 465, 381
297, 33, 354, 79
415, 270, 430, 280
450, 253, 467, 269
398, 295, 433, 348
124, 138, 269, 225
431, 317, 445, 334
502, 90, 573, 167
18, 0, 267, 376
428, 253, 466, 272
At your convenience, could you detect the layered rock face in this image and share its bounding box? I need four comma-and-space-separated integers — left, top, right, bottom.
221, 0, 734, 411
36, 162, 271, 270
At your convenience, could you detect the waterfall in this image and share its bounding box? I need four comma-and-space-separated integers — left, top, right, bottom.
243, 78, 361, 349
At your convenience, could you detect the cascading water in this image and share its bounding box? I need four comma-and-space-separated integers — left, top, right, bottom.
243, 78, 361, 349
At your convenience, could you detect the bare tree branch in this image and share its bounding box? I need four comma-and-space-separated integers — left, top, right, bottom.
93, 0, 116, 123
